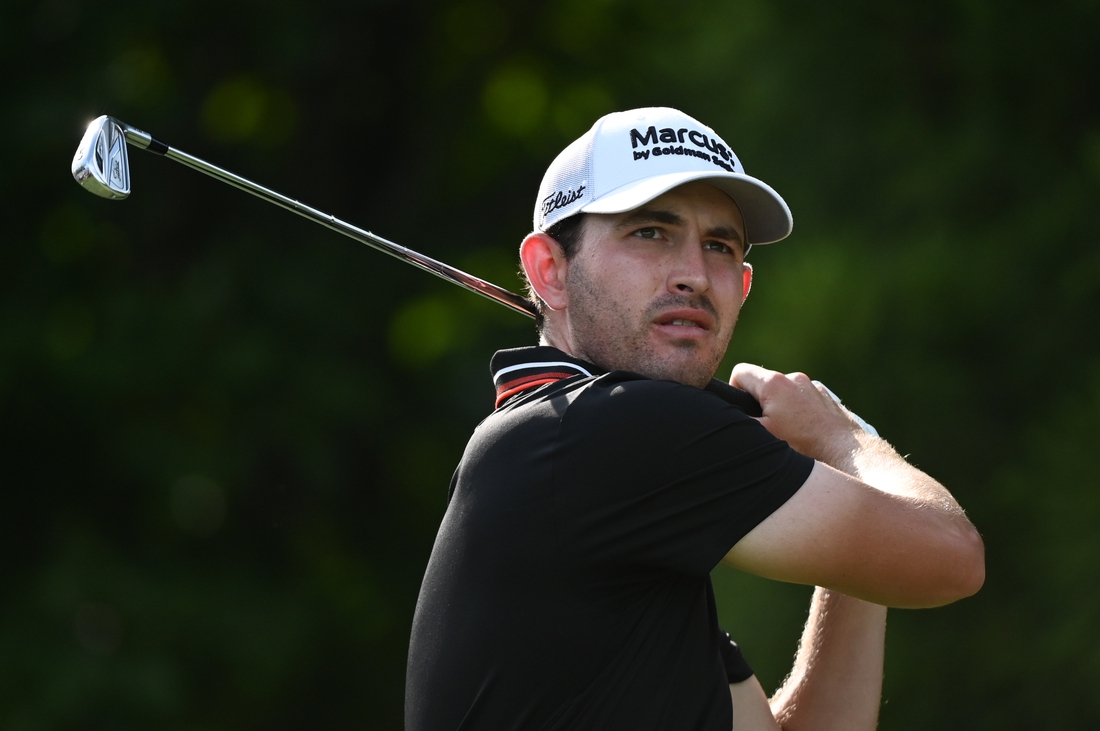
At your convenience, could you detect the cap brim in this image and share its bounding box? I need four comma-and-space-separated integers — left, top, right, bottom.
580, 171, 793, 245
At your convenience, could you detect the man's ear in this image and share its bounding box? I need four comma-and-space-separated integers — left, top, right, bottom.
742, 262, 753, 303
520, 233, 570, 311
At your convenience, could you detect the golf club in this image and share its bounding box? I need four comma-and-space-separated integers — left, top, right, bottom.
71, 115, 540, 319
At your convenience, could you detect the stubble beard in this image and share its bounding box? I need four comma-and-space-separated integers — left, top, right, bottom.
563, 259, 733, 389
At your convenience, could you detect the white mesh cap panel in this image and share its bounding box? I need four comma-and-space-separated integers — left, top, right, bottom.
533, 127, 596, 231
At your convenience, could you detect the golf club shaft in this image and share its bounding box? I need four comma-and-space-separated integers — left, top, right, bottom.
120, 123, 539, 319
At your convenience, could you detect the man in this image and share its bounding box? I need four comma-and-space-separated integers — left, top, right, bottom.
405, 107, 984, 730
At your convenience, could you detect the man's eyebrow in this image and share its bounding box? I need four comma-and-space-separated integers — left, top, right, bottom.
615, 207, 744, 245
614, 208, 684, 230
703, 225, 744, 246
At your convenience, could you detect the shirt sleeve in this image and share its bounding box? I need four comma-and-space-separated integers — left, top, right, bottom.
553, 373, 814, 577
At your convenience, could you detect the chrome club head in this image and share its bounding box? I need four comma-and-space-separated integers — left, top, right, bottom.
71, 115, 130, 199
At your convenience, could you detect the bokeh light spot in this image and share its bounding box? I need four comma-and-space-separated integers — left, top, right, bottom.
171, 475, 227, 537
482, 66, 548, 137
201, 76, 298, 147
106, 46, 171, 106
388, 297, 457, 365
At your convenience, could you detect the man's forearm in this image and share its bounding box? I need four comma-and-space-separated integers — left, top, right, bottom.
769, 588, 886, 731
824, 429, 969, 520
730, 675, 782, 731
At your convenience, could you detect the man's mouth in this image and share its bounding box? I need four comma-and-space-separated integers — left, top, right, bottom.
654, 309, 715, 332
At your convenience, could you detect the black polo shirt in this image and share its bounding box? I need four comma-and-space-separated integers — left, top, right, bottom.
406, 346, 813, 731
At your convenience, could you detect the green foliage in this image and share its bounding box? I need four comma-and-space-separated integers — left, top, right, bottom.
3, 0, 1099, 727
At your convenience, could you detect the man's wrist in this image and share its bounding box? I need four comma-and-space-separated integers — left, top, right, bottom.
817, 429, 888, 476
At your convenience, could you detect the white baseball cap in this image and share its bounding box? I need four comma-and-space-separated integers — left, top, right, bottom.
534, 107, 792, 245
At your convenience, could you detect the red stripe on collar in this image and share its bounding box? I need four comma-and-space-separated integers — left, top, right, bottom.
495, 371, 578, 408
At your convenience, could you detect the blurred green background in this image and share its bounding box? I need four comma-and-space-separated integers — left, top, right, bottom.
3, 0, 1099, 728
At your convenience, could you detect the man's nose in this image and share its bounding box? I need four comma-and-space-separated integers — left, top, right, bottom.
667, 239, 710, 294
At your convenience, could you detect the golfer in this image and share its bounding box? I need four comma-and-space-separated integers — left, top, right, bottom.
405, 107, 984, 730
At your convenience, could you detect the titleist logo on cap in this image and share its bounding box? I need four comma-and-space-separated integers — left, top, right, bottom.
541, 185, 586, 217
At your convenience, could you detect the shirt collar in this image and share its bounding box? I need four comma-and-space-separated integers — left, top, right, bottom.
488, 346, 762, 416
490, 346, 603, 408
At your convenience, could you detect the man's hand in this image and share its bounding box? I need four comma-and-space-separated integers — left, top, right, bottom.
729, 364, 870, 468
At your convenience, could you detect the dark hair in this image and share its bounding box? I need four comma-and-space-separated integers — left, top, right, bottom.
545, 213, 587, 259
521, 213, 587, 331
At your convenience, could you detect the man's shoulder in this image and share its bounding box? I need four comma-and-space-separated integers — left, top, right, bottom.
566, 372, 755, 429
489, 345, 759, 422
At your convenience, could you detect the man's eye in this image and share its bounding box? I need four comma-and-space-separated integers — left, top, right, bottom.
635, 227, 660, 239
704, 241, 733, 255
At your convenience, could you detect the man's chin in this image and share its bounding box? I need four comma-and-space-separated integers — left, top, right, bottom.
632, 353, 719, 389
573, 338, 721, 388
